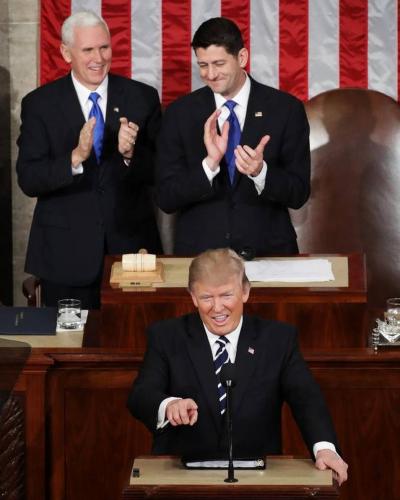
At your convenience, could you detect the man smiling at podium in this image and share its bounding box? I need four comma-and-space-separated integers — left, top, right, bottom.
128, 248, 348, 485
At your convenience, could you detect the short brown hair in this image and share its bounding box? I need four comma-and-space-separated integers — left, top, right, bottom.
188, 248, 250, 291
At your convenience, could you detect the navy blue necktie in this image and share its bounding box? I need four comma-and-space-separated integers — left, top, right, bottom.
214, 336, 230, 415
88, 92, 105, 163
224, 100, 241, 184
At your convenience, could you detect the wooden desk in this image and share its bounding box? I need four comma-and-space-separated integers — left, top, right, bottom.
8, 336, 397, 500
122, 456, 337, 499
100, 253, 367, 348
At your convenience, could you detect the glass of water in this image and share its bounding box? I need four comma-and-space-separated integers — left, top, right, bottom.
380, 297, 400, 343
57, 299, 81, 329
385, 298, 400, 325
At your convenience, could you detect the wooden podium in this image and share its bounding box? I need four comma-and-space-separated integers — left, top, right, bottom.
122, 456, 338, 499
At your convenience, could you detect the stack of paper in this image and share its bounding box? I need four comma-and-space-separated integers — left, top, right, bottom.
244, 259, 334, 283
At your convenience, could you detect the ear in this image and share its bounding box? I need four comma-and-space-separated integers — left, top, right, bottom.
242, 282, 251, 304
189, 290, 199, 309
238, 48, 248, 68
60, 43, 72, 64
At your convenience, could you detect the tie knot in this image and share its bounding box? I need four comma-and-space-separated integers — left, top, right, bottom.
89, 92, 100, 105
224, 100, 237, 113
216, 336, 229, 349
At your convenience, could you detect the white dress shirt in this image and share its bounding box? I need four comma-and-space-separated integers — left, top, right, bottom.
202, 74, 267, 194
70, 72, 108, 174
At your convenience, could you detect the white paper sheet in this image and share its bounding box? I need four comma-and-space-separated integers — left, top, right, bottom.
244, 259, 334, 283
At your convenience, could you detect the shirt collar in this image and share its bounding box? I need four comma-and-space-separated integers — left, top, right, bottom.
71, 72, 108, 107
203, 316, 243, 349
214, 73, 251, 110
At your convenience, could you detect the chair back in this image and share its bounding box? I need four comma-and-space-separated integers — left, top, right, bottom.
291, 89, 400, 307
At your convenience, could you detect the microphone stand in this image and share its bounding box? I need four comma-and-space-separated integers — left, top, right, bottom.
224, 379, 238, 483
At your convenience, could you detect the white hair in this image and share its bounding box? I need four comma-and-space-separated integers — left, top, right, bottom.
61, 10, 109, 46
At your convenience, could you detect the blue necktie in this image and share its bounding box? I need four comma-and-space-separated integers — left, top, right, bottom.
88, 92, 105, 163
224, 100, 241, 184
214, 337, 230, 415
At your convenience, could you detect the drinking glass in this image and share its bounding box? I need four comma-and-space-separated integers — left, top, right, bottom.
57, 299, 81, 329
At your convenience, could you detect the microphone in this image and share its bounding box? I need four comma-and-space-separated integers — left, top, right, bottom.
220, 363, 238, 483
220, 362, 236, 388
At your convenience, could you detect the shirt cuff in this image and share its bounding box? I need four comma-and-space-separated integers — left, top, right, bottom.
313, 441, 337, 459
247, 161, 267, 194
202, 159, 220, 183
157, 397, 182, 429
72, 164, 84, 175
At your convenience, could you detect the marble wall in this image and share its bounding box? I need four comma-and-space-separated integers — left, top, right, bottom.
1, 0, 38, 305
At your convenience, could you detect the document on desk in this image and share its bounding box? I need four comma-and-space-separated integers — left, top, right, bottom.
245, 259, 334, 283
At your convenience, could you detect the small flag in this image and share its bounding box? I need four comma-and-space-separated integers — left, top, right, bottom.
248, 347, 255, 355
255, 111, 263, 117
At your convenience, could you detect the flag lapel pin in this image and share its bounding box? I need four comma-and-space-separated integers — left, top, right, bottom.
255, 111, 263, 117
113, 107, 119, 113
248, 346, 255, 355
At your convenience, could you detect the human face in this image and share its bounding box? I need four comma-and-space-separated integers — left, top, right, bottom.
195, 45, 248, 99
60, 25, 112, 90
190, 276, 250, 336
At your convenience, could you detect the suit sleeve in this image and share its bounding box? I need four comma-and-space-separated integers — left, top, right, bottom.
156, 103, 215, 214
127, 325, 172, 433
281, 329, 339, 456
261, 98, 310, 209
16, 94, 75, 197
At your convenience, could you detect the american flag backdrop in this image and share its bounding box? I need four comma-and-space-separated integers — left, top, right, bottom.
40, 0, 400, 106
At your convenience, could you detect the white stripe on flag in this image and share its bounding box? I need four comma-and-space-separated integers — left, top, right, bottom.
309, 0, 339, 99
250, 0, 279, 90
71, 0, 101, 14
131, 0, 162, 98
191, 0, 221, 91
368, 0, 398, 100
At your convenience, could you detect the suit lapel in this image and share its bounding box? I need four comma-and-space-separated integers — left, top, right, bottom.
184, 314, 224, 434
58, 74, 86, 135
105, 74, 124, 135
240, 78, 273, 149
232, 316, 260, 414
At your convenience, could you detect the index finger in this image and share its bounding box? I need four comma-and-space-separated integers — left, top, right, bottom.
205, 108, 221, 129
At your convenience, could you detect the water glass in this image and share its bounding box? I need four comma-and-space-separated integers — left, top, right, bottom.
385, 298, 400, 326
57, 299, 82, 329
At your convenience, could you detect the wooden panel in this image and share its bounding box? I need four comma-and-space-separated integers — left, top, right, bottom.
47, 355, 152, 500
12, 353, 53, 500
39, 349, 400, 500
97, 254, 367, 349
282, 352, 400, 500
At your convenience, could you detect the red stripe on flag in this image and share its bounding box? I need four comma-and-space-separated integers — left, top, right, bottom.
339, 0, 368, 88
162, 0, 192, 106
40, 0, 71, 85
102, 0, 131, 78
279, 0, 309, 101
221, 0, 251, 72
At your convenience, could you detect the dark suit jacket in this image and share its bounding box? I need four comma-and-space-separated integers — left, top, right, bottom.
127, 314, 338, 459
17, 73, 162, 286
156, 77, 310, 256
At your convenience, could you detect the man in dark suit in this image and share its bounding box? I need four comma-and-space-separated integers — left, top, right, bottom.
156, 17, 310, 257
128, 248, 348, 485
17, 10, 161, 308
